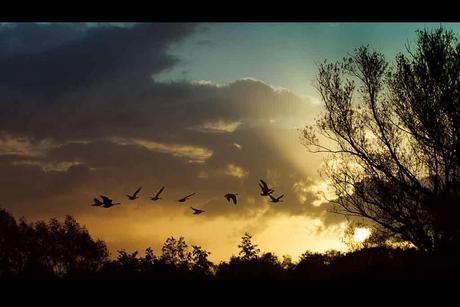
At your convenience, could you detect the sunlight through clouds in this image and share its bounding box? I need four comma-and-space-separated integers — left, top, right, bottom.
0, 132, 56, 157
190, 119, 242, 134
307, 180, 337, 207
11, 160, 83, 172
111, 137, 213, 163
292, 179, 337, 207
224, 163, 249, 179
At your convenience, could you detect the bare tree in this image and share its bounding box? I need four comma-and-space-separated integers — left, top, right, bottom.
303, 27, 460, 253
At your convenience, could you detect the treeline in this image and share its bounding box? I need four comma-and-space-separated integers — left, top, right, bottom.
1, 209, 459, 280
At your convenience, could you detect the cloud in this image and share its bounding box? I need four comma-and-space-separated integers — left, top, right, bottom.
293, 179, 337, 207
232, 143, 242, 150
111, 137, 213, 163
0, 132, 56, 157
0, 23, 196, 96
307, 180, 338, 207
11, 160, 83, 172
224, 163, 249, 179
189, 119, 242, 134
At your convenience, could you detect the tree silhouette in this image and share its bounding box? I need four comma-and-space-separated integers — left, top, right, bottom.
190, 245, 214, 278
160, 236, 192, 270
0, 209, 108, 279
115, 250, 140, 273
238, 232, 260, 261
303, 27, 460, 254
0, 209, 25, 278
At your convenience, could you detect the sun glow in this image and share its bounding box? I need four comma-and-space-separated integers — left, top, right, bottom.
354, 227, 371, 243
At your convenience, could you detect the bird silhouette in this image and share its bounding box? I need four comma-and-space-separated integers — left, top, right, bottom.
259, 179, 275, 196
91, 197, 104, 207
268, 194, 284, 203
224, 193, 238, 205
126, 187, 142, 200
150, 186, 165, 201
100, 195, 121, 208
178, 193, 196, 202
191, 207, 204, 215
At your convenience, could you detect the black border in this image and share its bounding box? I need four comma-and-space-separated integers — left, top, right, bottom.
1, 3, 460, 22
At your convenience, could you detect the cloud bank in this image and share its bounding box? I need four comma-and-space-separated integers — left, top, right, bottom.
0, 23, 344, 260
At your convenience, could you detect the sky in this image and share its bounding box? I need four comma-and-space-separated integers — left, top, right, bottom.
1, 22, 459, 262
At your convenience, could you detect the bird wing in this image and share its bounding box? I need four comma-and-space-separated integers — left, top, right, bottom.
191, 207, 197, 212
185, 192, 196, 199
259, 179, 269, 190
94, 198, 102, 204
133, 187, 142, 196
278, 194, 284, 200
268, 194, 276, 201
156, 186, 165, 197
230, 194, 237, 204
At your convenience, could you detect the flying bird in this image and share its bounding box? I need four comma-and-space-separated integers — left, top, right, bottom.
269, 194, 284, 203
191, 207, 205, 215
224, 193, 238, 205
91, 198, 104, 207
100, 195, 121, 208
178, 193, 196, 202
126, 187, 142, 200
150, 186, 165, 201
259, 179, 275, 196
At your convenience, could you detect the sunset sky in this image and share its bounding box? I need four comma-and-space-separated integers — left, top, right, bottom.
1, 22, 459, 262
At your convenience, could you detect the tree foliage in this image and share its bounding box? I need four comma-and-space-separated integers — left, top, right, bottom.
2, 209, 460, 279
0, 209, 108, 279
303, 27, 460, 253
238, 232, 260, 261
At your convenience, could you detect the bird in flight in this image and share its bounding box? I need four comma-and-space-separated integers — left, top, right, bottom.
150, 186, 165, 201
126, 187, 142, 200
191, 207, 205, 215
100, 195, 121, 208
178, 193, 196, 202
259, 179, 275, 196
269, 194, 284, 203
224, 193, 238, 205
91, 197, 104, 207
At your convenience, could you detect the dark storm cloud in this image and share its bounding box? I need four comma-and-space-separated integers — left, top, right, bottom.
0, 23, 195, 95
0, 23, 315, 143
0, 23, 342, 228
0, 23, 87, 58
0, 22, 197, 139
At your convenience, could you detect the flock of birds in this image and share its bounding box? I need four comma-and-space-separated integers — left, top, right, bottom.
91, 179, 284, 215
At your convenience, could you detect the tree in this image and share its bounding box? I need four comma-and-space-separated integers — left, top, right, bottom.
143, 247, 156, 266
238, 233, 260, 261
115, 250, 140, 272
190, 245, 214, 277
160, 237, 191, 269
0, 210, 108, 279
0, 209, 25, 277
303, 27, 460, 253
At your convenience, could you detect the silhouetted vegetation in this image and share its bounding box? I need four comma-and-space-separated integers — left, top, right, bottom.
1, 209, 460, 280
303, 27, 460, 254
0, 209, 108, 280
